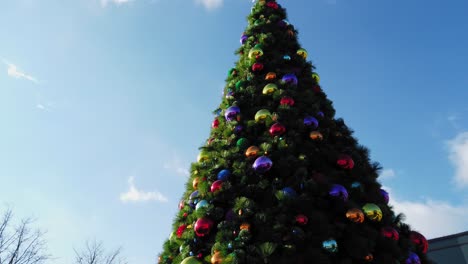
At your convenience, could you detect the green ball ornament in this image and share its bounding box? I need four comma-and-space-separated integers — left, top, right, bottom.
362, 203, 383, 222
262, 83, 277, 95
236, 138, 250, 149
255, 109, 271, 122
181, 257, 202, 264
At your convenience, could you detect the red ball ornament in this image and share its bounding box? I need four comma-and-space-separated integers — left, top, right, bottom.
211, 180, 223, 192
252, 62, 264, 72
280, 96, 295, 106
269, 123, 286, 136
295, 214, 308, 225
176, 224, 187, 238
337, 154, 355, 169
381, 227, 399, 241
410, 231, 428, 253
266, 1, 278, 9
178, 200, 185, 210
194, 217, 214, 237
212, 119, 219, 128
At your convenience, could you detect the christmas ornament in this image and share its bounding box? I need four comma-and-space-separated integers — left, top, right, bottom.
364, 254, 374, 262
337, 154, 355, 169
283, 55, 291, 60
280, 96, 295, 106
263, 83, 278, 95
245, 146, 260, 158
269, 123, 286, 136
406, 252, 421, 264
235, 80, 244, 90
317, 111, 325, 118
195, 200, 209, 211
312, 72, 320, 83
211, 251, 223, 264
211, 180, 223, 192
240, 222, 251, 231
295, 214, 308, 225
281, 74, 298, 86
265, 72, 276, 80
252, 62, 264, 72
179, 200, 185, 210
228, 68, 237, 77
177, 224, 187, 238
233, 125, 243, 134
266, 1, 278, 9
253, 156, 273, 173
197, 151, 209, 162
381, 227, 399, 241
181, 257, 201, 264
282, 187, 297, 198
248, 47, 264, 59
240, 34, 248, 45
309, 131, 323, 141
346, 208, 365, 223
351, 182, 362, 189
296, 48, 308, 59
225, 106, 240, 121
255, 109, 272, 122
322, 239, 338, 253
189, 190, 200, 208
329, 184, 348, 201
217, 169, 231, 181
236, 138, 249, 149
287, 29, 295, 37
362, 203, 382, 222
212, 118, 220, 128
303, 116, 319, 128
194, 217, 214, 237
225, 91, 235, 100
409, 231, 428, 253
193, 177, 200, 189
380, 189, 389, 204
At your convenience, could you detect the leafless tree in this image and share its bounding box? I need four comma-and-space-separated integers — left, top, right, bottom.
0, 208, 50, 264
74, 240, 127, 264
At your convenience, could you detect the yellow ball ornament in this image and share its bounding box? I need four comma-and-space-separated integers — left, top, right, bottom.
312, 73, 320, 83
197, 151, 209, 162
297, 48, 308, 59
262, 83, 277, 95
248, 47, 264, 59
181, 257, 202, 264
362, 203, 383, 222
255, 109, 271, 122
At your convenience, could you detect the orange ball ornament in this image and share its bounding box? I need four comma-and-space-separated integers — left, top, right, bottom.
240, 222, 251, 231
346, 208, 365, 223
245, 146, 260, 158
211, 251, 223, 264
364, 254, 374, 262
309, 131, 323, 141
265, 72, 277, 80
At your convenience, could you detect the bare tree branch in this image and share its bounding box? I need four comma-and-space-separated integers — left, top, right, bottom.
74, 240, 127, 264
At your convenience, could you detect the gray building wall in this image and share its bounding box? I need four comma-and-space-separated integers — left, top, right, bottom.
427, 231, 468, 264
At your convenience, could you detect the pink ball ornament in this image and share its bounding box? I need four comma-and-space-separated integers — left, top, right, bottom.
210, 180, 223, 192
295, 214, 308, 225
194, 217, 214, 237
381, 227, 399, 241
280, 96, 295, 106
337, 154, 355, 169
252, 62, 264, 72
269, 123, 286, 136
212, 119, 220, 128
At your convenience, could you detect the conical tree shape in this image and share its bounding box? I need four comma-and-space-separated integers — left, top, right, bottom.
159, 1, 430, 264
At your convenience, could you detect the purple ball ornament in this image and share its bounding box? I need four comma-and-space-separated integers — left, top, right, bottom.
233, 125, 243, 135
329, 184, 349, 201
217, 169, 231, 181
304, 116, 319, 129
225, 90, 235, 100
317, 111, 325, 118
281, 74, 298, 86
225, 106, 240, 121
240, 33, 248, 45
380, 189, 390, 204
253, 156, 273, 173
188, 190, 200, 208
406, 252, 421, 264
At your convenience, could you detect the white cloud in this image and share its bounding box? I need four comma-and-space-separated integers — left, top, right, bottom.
391, 196, 468, 239
447, 132, 468, 188
120, 176, 168, 203
2, 60, 38, 83
163, 154, 189, 177
379, 169, 396, 180
195, 0, 223, 10
101, 0, 132, 7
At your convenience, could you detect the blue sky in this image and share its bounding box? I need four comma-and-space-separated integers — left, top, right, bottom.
1, 0, 468, 263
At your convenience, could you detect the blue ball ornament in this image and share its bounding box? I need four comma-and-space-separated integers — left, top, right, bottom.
406, 252, 421, 264
329, 184, 349, 201
195, 200, 209, 211
225, 106, 240, 121
217, 169, 231, 181
281, 74, 298, 86
188, 190, 199, 208
322, 239, 338, 253
253, 156, 273, 173
380, 189, 389, 204
234, 125, 243, 135
303, 116, 319, 129
282, 187, 297, 198
283, 55, 291, 60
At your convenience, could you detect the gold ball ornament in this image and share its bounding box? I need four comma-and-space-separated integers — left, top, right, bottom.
309, 131, 324, 141
255, 109, 272, 122
245, 146, 260, 158
362, 203, 383, 222
193, 177, 200, 189
265, 72, 277, 80
262, 83, 278, 95
346, 208, 365, 223
211, 251, 223, 264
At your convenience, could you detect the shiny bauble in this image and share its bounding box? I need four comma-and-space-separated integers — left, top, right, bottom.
381, 227, 399, 241
197, 151, 209, 162
252, 62, 264, 72
364, 254, 374, 262
195, 200, 209, 211
193, 177, 200, 189
235, 80, 244, 90
240, 34, 248, 45
211, 251, 223, 264
317, 111, 325, 118
248, 47, 264, 59
281, 74, 298, 86
225, 106, 240, 121
245, 146, 260, 158
297, 48, 308, 59
253, 156, 273, 173
280, 96, 295, 106
189, 190, 200, 208
255, 109, 272, 122
410, 231, 428, 253
329, 184, 348, 201
240, 222, 251, 231
262, 83, 278, 95
178, 200, 185, 210
228, 68, 237, 77
269, 123, 286, 136
346, 208, 364, 223
362, 203, 383, 222
337, 154, 355, 169
295, 214, 308, 225
283, 55, 291, 60
266, 1, 278, 9
312, 72, 320, 83
217, 169, 231, 181
194, 217, 214, 237
181, 256, 202, 264
303, 116, 319, 128
322, 239, 338, 253
380, 189, 390, 204
212, 118, 220, 128
236, 138, 249, 149
265, 72, 276, 80
211, 180, 223, 192
309, 131, 323, 141
176, 224, 187, 238
406, 252, 421, 264
282, 187, 297, 198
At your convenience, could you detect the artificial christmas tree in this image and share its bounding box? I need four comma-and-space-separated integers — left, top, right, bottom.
159, 1, 431, 263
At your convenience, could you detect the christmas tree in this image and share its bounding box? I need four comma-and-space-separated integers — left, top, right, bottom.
159, 1, 430, 263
